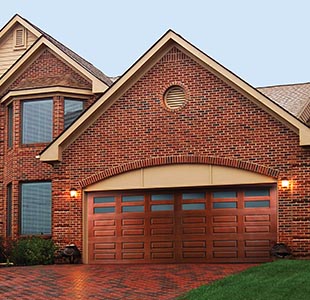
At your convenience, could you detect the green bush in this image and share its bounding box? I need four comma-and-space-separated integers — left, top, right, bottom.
11, 236, 57, 266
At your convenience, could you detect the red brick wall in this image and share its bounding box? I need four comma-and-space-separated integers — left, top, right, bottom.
0, 49, 99, 243
55, 47, 310, 257
1, 49, 92, 98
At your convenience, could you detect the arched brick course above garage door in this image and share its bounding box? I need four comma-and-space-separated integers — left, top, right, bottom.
80, 155, 280, 187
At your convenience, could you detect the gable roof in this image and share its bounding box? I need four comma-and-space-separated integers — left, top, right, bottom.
0, 14, 112, 95
258, 82, 310, 124
39, 30, 310, 162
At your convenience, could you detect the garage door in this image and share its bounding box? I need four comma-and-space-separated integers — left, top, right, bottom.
87, 186, 276, 264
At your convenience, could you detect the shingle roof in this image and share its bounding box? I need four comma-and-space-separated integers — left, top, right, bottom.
20, 15, 113, 87
258, 82, 310, 124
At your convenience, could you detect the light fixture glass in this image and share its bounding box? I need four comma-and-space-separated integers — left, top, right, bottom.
281, 178, 290, 189
70, 188, 77, 198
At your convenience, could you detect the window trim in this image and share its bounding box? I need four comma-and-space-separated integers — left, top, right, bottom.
7, 104, 13, 148
13, 27, 27, 50
6, 184, 12, 237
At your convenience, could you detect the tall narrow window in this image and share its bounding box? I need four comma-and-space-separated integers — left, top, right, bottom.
21, 182, 52, 235
8, 104, 13, 148
22, 99, 53, 144
6, 184, 12, 237
64, 99, 84, 129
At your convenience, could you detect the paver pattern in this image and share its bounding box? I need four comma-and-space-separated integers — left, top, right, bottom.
0, 263, 256, 299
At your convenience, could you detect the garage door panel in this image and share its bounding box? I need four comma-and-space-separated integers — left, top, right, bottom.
122, 218, 144, 226
151, 217, 174, 224
94, 229, 116, 237
88, 186, 277, 264
213, 215, 237, 223
95, 242, 116, 249
213, 251, 238, 258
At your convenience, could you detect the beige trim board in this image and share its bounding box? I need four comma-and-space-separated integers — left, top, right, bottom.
1, 86, 93, 104
84, 164, 277, 192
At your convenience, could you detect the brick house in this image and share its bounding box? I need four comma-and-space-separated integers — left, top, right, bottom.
0, 14, 310, 264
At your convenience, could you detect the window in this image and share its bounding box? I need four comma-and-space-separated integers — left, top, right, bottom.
22, 99, 53, 144
6, 184, 12, 237
21, 182, 52, 235
8, 104, 13, 148
64, 99, 84, 129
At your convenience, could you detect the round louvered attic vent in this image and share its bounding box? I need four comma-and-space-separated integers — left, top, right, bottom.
164, 85, 186, 110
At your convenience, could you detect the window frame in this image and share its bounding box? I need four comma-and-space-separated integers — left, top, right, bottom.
20, 181, 52, 236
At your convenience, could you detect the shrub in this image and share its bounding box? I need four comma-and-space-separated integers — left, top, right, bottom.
11, 236, 57, 266
0, 236, 14, 263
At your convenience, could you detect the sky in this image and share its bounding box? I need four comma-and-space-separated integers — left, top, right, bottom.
1, 0, 310, 87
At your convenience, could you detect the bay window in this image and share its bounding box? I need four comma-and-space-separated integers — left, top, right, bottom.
22, 99, 53, 144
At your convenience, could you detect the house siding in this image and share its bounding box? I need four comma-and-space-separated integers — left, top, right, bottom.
0, 25, 37, 77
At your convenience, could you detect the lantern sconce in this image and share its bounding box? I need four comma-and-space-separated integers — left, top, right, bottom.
70, 188, 78, 198
281, 178, 290, 189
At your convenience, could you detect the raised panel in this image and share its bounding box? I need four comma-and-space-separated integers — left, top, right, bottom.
183, 241, 206, 248
122, 242, 144, 249
182, 217, 206, 224
245, 226, 270, 233
245, 240, 270, 247
245, 215, 270, 222
151, 252, 174, 259
94, 230, 115, 237
95, 243, 116, 250
213, 227, 237, 233
246, 251, 270, 258
183, 227, 206, 234
151, 242, 174, 249
122, 252, 144, 260
151, 217, 173, 225
213, 240, 237, 247
213, 251, 237, 258
183, 252, 206, 258
122, 219, 144, 226
213, 215, 237, 223
94, 219, 115, 226
151, 228, 174, 235
94, 253, 116, 260
122, 229, 144, 236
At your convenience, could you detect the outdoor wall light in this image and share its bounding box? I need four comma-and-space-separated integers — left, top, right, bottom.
70, 188, 78, 198
281, 178, 290, 189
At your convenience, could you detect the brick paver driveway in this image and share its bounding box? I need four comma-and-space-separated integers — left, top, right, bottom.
0, 263, 256, 299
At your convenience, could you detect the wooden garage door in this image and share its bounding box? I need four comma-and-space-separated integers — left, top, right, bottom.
87, 186, 277, 264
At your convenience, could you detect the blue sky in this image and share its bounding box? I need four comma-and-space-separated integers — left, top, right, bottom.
1, 0, 310, 87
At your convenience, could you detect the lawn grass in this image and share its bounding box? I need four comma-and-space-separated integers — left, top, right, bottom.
178, 260, 310, 300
